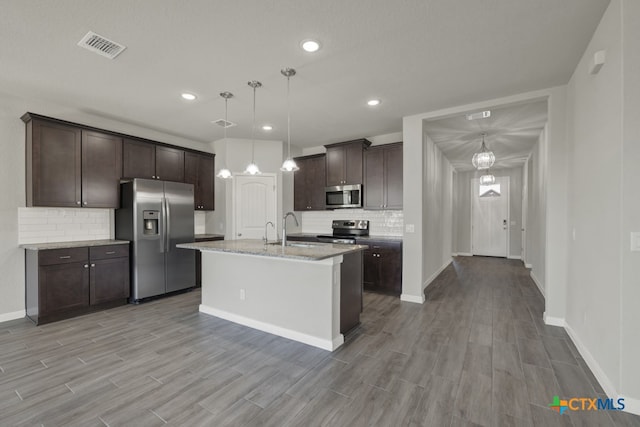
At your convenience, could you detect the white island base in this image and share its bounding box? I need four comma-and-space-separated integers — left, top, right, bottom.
199, 250, 346, 351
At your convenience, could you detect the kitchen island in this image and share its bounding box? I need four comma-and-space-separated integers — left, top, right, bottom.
176, 239, 366, 351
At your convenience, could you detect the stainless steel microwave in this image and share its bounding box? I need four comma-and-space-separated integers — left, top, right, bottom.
325, 184, 362, 209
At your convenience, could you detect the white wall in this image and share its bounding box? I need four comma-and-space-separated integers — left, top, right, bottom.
620, 0, 640, 405
300, 210, 403, 236
564, 0, 640, 409
0, 92, 207, 321
422, 133, 454, 290
453, 167, 524, 259
525, 128, 547, 294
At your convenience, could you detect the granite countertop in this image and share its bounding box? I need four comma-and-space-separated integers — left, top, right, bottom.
21, 239, 130, 251
177, 239, 367, 261
194, 233, 225, 240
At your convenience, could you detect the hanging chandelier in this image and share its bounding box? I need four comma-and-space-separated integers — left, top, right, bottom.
280, 67, 299, 172
216, 91, 234, 179
479, 171, 496, 185
244, 80, 262, 175
471, 133, 495, 170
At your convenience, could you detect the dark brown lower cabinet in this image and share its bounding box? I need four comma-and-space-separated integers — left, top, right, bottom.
195, 235, 224, 286
26, 244, 130, 325
361, 239, 403, 295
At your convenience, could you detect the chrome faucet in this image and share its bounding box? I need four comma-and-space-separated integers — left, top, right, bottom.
282, 212, 299, 247
264, 221, 275, 245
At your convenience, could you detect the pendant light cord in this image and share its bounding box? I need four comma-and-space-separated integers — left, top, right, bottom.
251, 84, 256, 164
287, 75, 291, 158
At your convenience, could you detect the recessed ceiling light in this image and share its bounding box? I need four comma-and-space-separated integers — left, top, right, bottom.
181, 92, 197, 101
367, 99, 381, 106
301, 39, 321, 53
262, 125, 273, 131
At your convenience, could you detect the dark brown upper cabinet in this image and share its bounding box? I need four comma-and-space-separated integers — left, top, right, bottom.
122, 139, 185, 182
324, 139, 371, 187
23, 114, 122, 208
185, 152, 215, 210
364, 142, 403, 210
293, 154, 326, 211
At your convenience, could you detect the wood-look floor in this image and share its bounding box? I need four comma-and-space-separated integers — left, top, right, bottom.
1, 256, 639, 426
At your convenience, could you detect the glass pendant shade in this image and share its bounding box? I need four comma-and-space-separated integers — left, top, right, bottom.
280, 68, 299, 172
479, 173, 496, 185
216, 168, 232, 179
281, 158, 299, 172
245, 162, 260, 175
471, 134, 495, 170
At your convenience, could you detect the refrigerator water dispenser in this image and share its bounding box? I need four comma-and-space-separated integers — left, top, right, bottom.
143, 210, 159, 235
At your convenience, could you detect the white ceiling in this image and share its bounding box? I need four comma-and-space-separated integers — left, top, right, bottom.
1, 0, 608, 151
425, 100, 548, 172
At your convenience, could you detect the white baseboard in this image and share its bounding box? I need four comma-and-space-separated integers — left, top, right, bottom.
564, 322, 618, 401
451, 253, 458, 257
0, 310, 25, 323
199, 304, 339, 351
529, 270, 544, 297
524, 263, 532, 269
456, 252, 473, 257
543, 313, 565, 327
620, 396, 640, 416
507, 255, 522, 260
400, 293, 425, 304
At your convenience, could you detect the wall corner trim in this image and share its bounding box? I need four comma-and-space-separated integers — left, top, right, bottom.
0, 310, 26, 323
400, 294, 425, 304
543, 313, 565, 327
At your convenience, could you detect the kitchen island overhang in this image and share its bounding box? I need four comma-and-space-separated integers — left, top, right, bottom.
176, 240, 366, 351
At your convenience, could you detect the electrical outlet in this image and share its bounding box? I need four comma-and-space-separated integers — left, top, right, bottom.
240, 289, 246, 300
405, 224, 415, 233
219, 223, 224, 231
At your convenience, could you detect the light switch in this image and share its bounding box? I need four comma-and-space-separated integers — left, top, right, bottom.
631, 232, 640, 251
405, 224, 415, 233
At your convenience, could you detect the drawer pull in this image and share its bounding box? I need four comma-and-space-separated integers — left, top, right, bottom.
105, 251, 116, 255
59, 256, 71, 259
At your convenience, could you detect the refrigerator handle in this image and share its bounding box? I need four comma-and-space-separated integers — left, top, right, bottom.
160, 197, 166, 253
165, 197, 171, 252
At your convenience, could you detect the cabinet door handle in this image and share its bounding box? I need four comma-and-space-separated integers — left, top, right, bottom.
59, 255, 71, 259
105, 251, 116, 255
76, 201, 81, 205
91, 263, 95, 267
152, 175, 156, 179
83, 201, 87, 206
156, 176, 160, 179
84, 264, 89, 268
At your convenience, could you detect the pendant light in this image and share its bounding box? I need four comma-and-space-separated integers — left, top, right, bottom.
244, 80, 262, 175
471, 133, 495, 170
216, 91, 234, 179
479, 170, 496, 185
280, 67, 299, 172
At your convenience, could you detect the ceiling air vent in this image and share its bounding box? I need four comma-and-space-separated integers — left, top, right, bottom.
77, 31, 126, 59
212, 119, 237, 128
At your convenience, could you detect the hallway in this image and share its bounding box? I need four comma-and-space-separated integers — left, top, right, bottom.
0, 257, 638, 426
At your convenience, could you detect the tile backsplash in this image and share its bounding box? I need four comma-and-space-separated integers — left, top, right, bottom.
18, 208, 112, 244
300, 209, 403, 236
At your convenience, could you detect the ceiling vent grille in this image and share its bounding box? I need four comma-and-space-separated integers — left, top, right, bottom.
77, 31, 126, 59
212, 119, 237, 128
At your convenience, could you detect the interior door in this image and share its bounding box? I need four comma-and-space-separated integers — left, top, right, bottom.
471, 176, 509, 257
233, 174, 277, 240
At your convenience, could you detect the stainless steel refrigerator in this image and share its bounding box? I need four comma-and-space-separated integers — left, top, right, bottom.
116, 179, 195, 302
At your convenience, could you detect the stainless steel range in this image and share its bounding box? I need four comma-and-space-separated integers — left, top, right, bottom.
317, 220, 369, 244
